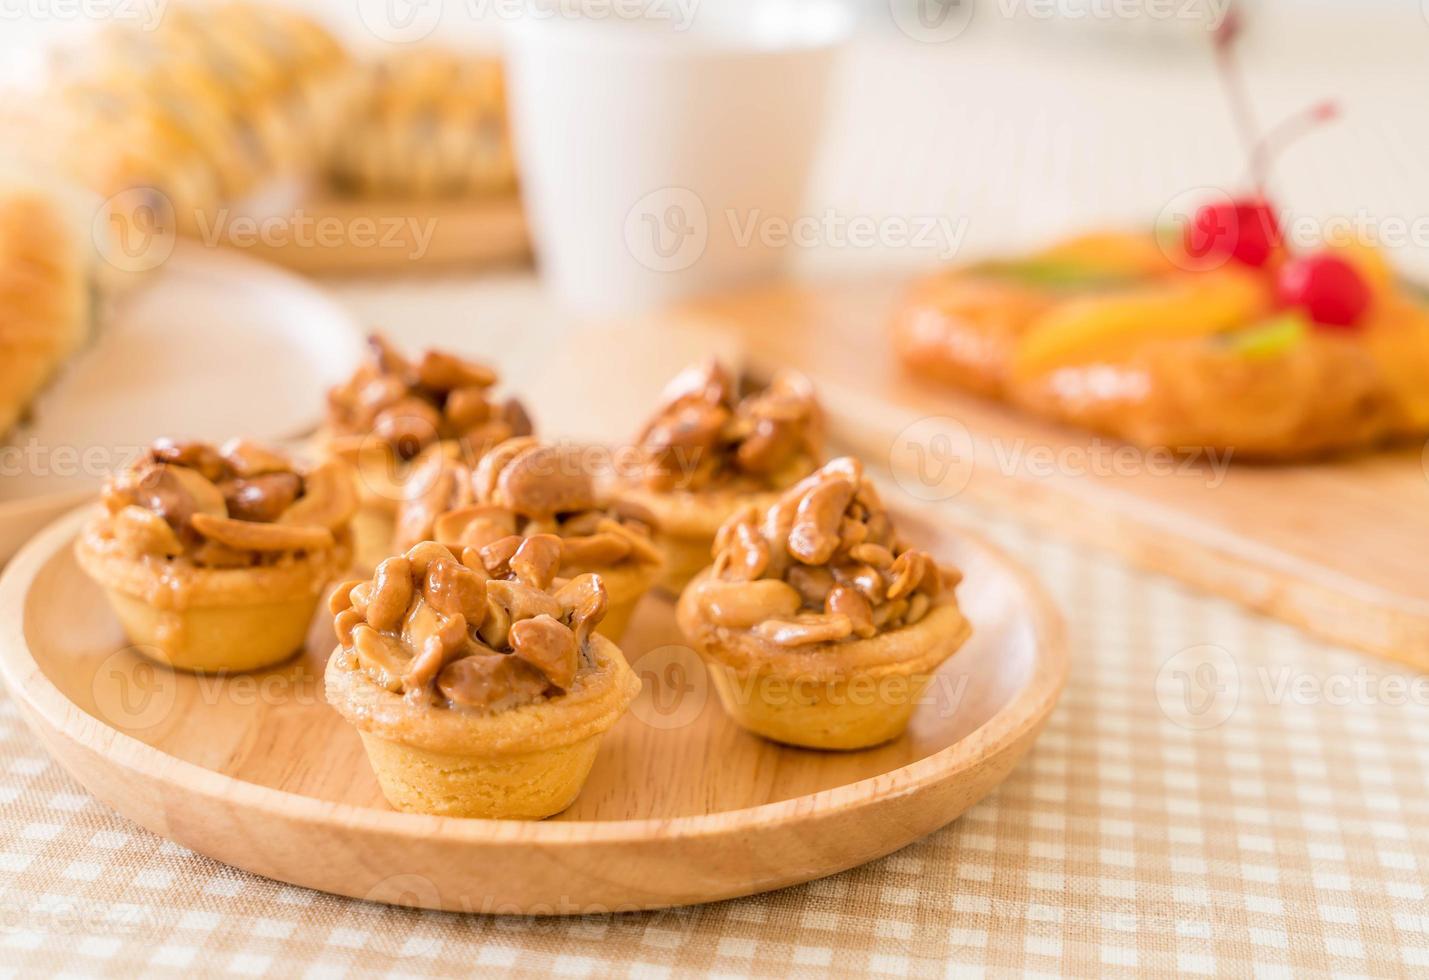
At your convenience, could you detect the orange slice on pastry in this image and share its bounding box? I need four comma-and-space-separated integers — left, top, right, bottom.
1009, 264, 1276, 380
1031, 231, 1175, 279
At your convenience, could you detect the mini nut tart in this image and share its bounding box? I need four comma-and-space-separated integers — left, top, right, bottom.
324, 539, 640, 819
322, 333, 533, 570
75, 438, 358, 672
393, 436, 663, 641
621, 361, 824, 594
676, 457, 971, 750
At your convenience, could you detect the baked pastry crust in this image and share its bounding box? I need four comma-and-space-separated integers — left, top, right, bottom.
892, 232, 1429, 459
679, 586, 970, 750
326, 632, 637, 758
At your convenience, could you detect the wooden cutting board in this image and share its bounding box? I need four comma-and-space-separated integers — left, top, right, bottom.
207, 195, 529, 274
675, 279, 1429, 671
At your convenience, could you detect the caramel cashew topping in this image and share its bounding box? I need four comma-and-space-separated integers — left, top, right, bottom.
552, 573, 608, 652
335, 539, 610, 712
190, 514, 335, 553
326, 333, 532, 462
366, 556, 414, 631
277, 460, 359, 531
509, 534, 562, 590
437, 654, 549, 711
423, 557, 487, 624
150, 438, 226, 482
220, 438, 294, 478
633, 361, 825, 493
397, 436, 663, 576
696, 578, 801, 629
223, 473, 302, 524
96, 439, 354, 568
110, 506, 184, 558
416, 349, 498, 390
754, 613, 853, 646
509, 614, 579, 690
692, 456, 957, 647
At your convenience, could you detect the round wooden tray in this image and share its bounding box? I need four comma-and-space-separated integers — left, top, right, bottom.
0, 503, 1065, 914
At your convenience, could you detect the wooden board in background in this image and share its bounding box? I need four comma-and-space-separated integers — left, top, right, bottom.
208, 196, 529, 275
676, 280, 1429, 671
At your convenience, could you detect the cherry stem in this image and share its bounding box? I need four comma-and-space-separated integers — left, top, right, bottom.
1211, 3, 1339, 196
1213, 5, 1265, 191
1249, 101, 1339, 188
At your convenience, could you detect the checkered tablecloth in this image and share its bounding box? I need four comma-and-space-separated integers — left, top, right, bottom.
6, 11, 1429, 976
4, 499, 1428, 977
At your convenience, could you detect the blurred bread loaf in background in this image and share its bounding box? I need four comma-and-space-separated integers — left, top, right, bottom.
328, 48, 517, 200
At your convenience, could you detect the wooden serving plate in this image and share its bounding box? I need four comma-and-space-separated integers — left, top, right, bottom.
207, 196, 529, 275
676, 280, 1429, 670
0, 503, 1063, 914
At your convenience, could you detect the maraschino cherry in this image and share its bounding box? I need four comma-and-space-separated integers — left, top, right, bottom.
1275, 254, 1372, 329
1184, 196, 1281, 268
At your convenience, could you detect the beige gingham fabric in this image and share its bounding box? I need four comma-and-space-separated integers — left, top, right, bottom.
3, 501, 1427, 978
